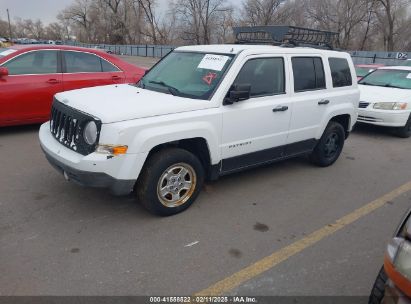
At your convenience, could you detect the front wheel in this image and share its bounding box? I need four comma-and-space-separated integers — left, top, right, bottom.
395, 115, 411, 138
135, 148, 204, 216
310, 121, 345, 167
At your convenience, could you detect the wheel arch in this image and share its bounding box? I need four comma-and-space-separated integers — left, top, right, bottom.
317, 106, 355, 139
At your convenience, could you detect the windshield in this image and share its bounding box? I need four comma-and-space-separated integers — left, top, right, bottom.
359, 69, 411, 89
355, 67, 375, 78
139, 52, 234, 100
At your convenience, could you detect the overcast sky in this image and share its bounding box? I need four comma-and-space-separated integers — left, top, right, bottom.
0, 0, 175, 24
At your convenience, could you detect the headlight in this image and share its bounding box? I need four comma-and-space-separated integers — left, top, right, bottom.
83, 121, 98, 145
373, 102, 408, 110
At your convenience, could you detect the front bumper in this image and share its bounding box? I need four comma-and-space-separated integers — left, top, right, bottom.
357, 108, 410, 127
39, 122, 147, 196
383, 279, 411, 304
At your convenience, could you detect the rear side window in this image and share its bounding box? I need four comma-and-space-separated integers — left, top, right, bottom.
329, 58, 353, 87
234, 57, 285, 98
3, 50, 58, 75
101, 59, 120, 72
64, 51, 102, 73
292, 57, 326, 92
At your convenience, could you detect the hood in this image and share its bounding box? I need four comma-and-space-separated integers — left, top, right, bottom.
359, 84, 411, 103
55, 84, 215, 123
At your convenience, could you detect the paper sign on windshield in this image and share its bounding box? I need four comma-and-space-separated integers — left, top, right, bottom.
0, 49, 17, 57
407, 73, 411, 79
198, 54, 230, 71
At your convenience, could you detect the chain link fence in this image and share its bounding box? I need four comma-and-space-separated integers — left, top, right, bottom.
349, 51, 410, 66
64, 41, 410, 66
64, 41, 175, 58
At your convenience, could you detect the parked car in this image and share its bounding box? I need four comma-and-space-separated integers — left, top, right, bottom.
94, 45, 113, 54
0, 45, 146, 127
39, 26, 359, 216
369, 208, 411, 304
355, 64, 385, 81
357, 66, 411, 137
0, 37, 13, 47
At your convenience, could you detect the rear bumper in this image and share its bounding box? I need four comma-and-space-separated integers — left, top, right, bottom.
43, 147, 135, 196
357, 109, 410, 127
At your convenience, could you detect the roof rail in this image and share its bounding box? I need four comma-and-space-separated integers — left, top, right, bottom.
233, 26, 339, 50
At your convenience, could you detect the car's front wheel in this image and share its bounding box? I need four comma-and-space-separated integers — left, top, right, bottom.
136, 148, 204, 216
310, 121, 345, 167
395, 115, 411, 138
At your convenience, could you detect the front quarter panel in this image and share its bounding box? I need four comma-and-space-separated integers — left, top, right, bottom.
100, 108, 222, 166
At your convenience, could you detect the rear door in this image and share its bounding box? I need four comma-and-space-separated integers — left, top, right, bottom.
0, 50, 63, 123
62, 51, 125, 91
286, 55, 330, 145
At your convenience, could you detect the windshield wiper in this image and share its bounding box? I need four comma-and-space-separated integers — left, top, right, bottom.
149, 80, 180, 96
359, 82, 378, 86
384, 84, 405, 89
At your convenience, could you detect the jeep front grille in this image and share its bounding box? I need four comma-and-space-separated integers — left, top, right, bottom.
50, 99, 101, 156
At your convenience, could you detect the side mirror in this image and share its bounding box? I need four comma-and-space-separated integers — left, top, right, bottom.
0, 67, 8, 77
224, 84, 251, 105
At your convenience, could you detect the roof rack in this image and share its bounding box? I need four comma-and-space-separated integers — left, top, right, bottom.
233, 26, 339, 50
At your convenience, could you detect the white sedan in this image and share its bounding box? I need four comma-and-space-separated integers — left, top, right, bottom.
358, 66, 411, 138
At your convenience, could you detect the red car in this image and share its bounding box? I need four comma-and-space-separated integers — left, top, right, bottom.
0, 45, 146, 127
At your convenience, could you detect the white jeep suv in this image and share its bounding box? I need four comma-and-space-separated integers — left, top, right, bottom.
39, 29, 359, 216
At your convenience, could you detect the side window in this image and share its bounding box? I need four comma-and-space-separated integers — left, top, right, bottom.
101, 59, 120, 72
234, 57, 285, 98
329, 58, 353, 87
4, 50, 58, 75
64, 51, 102, 73
292, 57, 326, 92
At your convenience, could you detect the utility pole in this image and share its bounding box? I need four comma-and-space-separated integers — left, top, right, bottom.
7, 8, 13, 40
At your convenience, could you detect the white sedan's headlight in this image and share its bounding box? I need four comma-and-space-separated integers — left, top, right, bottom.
83, 121, 98, 145
373, 102, 408, 110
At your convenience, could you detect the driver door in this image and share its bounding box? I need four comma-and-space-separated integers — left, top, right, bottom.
221, 56, 292, 173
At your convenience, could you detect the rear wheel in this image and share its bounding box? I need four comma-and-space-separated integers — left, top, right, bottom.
395, 115, 411, 138
369, 267, 387, 304
135, 148, 204, 216
310, 121, 345, 167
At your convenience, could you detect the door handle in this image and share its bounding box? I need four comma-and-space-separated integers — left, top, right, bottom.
273, 106, 289, 112
318, 99, 330, 105
112, 75, 122, 81
47, 79, 60, 84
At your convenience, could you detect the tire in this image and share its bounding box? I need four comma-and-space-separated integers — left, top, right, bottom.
310, 121, 346, 167
395, 115, 411, 138
368, 267, 387, 304
135, 148, 204, 216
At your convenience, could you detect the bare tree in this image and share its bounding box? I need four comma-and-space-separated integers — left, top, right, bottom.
241, 0, 283, 26
172, 0, 232, 44
375, 0, 409, 51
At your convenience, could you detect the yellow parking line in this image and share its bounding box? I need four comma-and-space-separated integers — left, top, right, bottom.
195, 180, 411, 296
